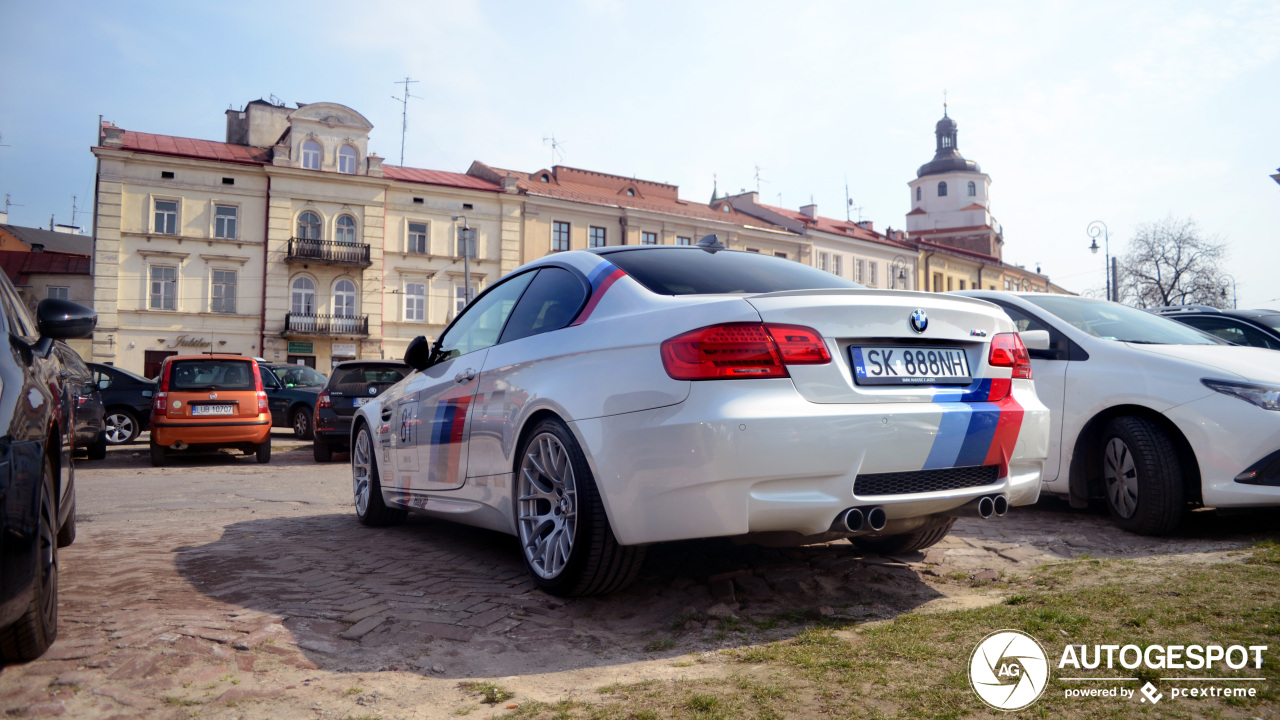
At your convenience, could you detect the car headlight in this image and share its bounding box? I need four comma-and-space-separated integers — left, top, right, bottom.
1202, 379, 1280, 411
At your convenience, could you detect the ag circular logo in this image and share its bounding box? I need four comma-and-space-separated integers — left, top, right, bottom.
909, 309, 928, 333
969, 630, 1050, 711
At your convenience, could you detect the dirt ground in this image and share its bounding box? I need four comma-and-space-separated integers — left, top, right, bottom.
2, 431, 1277, 719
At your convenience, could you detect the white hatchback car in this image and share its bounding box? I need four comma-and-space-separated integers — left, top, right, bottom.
961, 292, 1280, 535
352, 241, 1050, 595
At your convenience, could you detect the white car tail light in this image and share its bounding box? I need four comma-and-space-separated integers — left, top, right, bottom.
988, 332, 1032, 380
661, 322, 829, 380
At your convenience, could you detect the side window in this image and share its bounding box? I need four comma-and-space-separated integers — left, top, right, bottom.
499, 267, 588, 344
259, 366, 281, 389
997, 303, 1050, 334
94, 370, 112, 390
437, 271, 536, 361
1182, 317, 1280, 349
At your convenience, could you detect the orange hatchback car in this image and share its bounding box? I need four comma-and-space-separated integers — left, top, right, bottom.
149, 355, 272, 466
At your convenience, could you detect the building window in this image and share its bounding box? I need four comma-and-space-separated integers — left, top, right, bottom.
291, 276, 315, 315
334, 279, 357, 317
154, 199, 178, 235
854, 259, 863, 283
775, 252, 788, 259
833, 254, 843, 277
338, 145, 357, 174
589, 226, 606, 248
959, 279, 966, 290
540, 173, 550, 182
869, 262, 878, 287
817, 252, 829, 272
947, 276, 953, 291
641, 231, 657, 245
722, 204, 731, 213
408, 222, 428, 254
214, 205, 238, 239
626, 189, 635, 197
932, 273, 943, 293
938, 181, 948, 197
552, 221, 570, 252
676, 236, 691, 246
211, 269, 237, 314
297, 211, 321, 240
745, 248, 760, 253
46, 286, 69, 300
335, 215, 357, 244
455, 283, 478, 315
404, 282, 426, 322
149, 266, 177, 310
916, 186, 921, 201
302, 140, 321, 170
968, 181, 976, 197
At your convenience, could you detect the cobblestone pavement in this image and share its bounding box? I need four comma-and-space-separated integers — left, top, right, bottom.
2, 432, 1278, 719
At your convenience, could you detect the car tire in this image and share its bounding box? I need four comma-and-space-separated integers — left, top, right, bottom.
0, 455, 59, 662
103, 409, 140, 445
849, 518, 955, 556
1101, 416, 1184, 535
352, 423, 406, 527
56, 496, 76, 549
291, 407, 314, 440
313, 436, 333, 463
256, 440, 271, 464
149, 439, 166, 467
87, 432, 107, 461
515, 418, 645, 596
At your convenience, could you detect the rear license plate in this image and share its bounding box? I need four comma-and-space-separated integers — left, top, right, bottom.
192, 404, 235, 416
851, 347, 971, 386
354, 397, 373, 406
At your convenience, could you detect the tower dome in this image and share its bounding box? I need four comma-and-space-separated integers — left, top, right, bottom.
916, 111, 980, 177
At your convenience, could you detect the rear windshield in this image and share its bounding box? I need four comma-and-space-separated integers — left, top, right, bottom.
602, 248, 863, 295
329, 365, 409, 394
271, 365, 328, 387
168, 359, 257, 391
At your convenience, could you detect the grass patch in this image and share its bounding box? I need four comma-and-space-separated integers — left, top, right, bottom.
644, 637, 676, 652
343, 686, 363, 696
458, 681, 514, 705
162, 696, 202, 707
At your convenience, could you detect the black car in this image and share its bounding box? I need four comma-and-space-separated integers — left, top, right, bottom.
54, 345, 106, 460
313, 361, 409, 462
1148, 306, 1280, 350
87, 363, 158, 445
0, 271, 96, 662
257, 363, 327, 439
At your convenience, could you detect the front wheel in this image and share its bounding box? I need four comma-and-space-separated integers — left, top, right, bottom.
0, 455, 59, 662
515, 419, 644, 596
1101, 416, 1184, 535
291, 407, 313, 440
352, 424, 406, 527
849, 518, 955, 556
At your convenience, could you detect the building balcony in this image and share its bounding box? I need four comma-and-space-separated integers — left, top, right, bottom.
285, 313, 369, 337
286, 237, 372, 267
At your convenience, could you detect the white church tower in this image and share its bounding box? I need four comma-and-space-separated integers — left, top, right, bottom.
905, 109, 1002, 259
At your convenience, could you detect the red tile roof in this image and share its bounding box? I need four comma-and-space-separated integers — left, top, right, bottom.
381, 165, 500, 192
914, 239, 1000, 262
0, 250, 92, 286
750, 202, 914, 251
117, 130, 272, 165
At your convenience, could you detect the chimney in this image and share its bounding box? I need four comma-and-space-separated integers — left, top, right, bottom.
100, 121, 124, 148
800, 203, 818, 219
855, 220, 874, 231
32, 243, 44, 253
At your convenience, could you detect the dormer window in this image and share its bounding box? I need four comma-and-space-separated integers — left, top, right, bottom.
968, 181, 976, 197
540, 173, 550, 182
302, 140, 321, 170
722, 204, 730, 213
338, 145, 357, 174
626, 188, 635, 197
938, 181, 948, 197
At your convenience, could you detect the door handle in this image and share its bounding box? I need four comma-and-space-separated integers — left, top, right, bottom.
453, 369, 476, 384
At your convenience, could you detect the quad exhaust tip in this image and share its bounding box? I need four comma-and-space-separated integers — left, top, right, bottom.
946, 494, 1009, 519
839, 506, 888, 534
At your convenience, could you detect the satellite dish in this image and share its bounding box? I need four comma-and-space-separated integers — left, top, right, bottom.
696, 234, 725, 253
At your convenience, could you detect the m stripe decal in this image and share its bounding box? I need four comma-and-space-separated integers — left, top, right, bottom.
923, 377, 1024, 477
569, 260, 626, 327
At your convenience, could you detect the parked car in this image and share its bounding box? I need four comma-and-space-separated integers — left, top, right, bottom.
87, 363, 157, 445
149, 354, 272, 466
313, 361, 409, 462
0, 271, 97, 662
1147, 306, 1280, 350
51, 345, 106, 460
351, 240, 1050, 596
960, 291, 1280, 535
257, 363, 327, 439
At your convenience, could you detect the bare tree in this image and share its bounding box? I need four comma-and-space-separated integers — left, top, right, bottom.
1117, 216, 1230, 308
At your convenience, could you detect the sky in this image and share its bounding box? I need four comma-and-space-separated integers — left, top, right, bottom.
1, 0, 1277, 306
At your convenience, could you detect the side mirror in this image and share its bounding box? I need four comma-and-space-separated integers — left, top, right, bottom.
1020, 330, 1051, 352
404, 335, 434, 371
37, 298, 97, 340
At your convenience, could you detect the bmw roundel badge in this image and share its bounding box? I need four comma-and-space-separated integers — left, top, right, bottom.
910, 309, 929, 334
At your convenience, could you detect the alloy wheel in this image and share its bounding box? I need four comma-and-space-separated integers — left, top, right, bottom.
293, 409, 311, 438
38, 477, 58, 628
1103, 437, 1139, 519
104, 413, 135, 444
352, 427, 373, 516
517, 432, 578, 579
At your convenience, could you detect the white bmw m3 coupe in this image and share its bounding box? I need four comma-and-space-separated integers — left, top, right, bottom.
351, 239, 1050, 595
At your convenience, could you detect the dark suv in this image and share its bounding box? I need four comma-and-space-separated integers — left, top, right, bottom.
313, 361, 409, 462
1148, 306, 1280, 350
0, 272, 96, 662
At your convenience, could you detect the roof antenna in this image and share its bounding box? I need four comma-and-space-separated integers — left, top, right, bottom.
696, 234, 725, 253
543, 135, 565, 165
392, 76, 419, 165
754, 164, 766, 193
943, 88, 948, 116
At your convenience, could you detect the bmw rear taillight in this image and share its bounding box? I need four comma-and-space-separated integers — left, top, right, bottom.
317, 391, 331, 410
988, 333, 1032, 380
660, 322, 829, 380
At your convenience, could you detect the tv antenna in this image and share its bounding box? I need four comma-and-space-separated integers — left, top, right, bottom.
268, 94, 284, 107
71, 195, 86, 227
543, 135, 565, 165
391, 76, 420, 165
4, 193, 22, 216
753, 165, 767, 193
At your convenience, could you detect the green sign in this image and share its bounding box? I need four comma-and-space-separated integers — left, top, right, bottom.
288, 341, 314, 354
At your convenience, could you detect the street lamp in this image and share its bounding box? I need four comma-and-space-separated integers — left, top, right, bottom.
890, 255, 910, 290
1219, 274, 1237, 309
452, 215, 476, 307
1087, 220, 1111, 302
